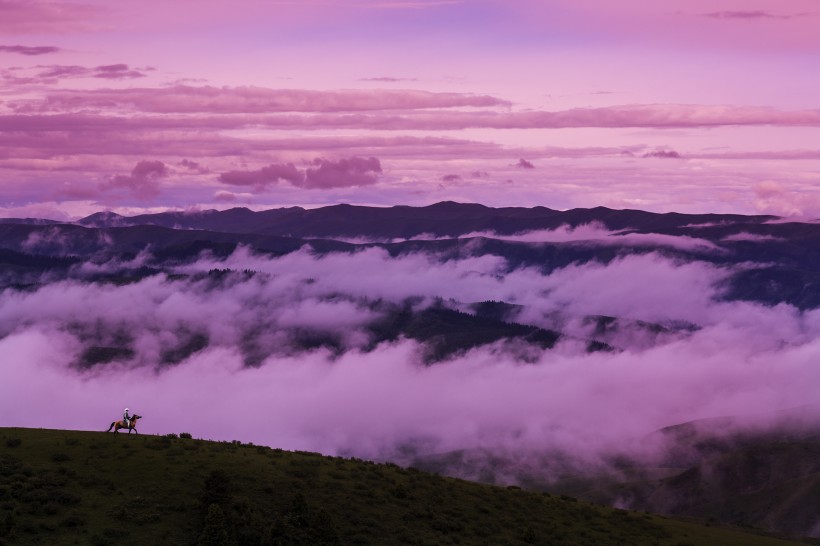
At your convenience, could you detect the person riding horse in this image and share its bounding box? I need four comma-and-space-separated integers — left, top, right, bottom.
107, 411, 142, 434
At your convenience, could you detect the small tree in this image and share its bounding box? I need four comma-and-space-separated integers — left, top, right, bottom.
200, 470, 231, 509
198, 504, 230, 546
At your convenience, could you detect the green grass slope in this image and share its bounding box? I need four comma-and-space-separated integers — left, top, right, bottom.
0, 428, 805, 546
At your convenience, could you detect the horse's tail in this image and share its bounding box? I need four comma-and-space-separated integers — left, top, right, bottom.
107, 422, 115, 432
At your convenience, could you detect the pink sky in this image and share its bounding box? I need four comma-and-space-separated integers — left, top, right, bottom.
1, 0, 820, 218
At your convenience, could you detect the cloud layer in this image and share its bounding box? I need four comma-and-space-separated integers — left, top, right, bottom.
2, 242, 819, 466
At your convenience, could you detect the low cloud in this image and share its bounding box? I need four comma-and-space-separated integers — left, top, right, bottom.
515, 158, 535, 169
753, 180, 820, 217
1, 244, 819, 464
214, 190, 237, 202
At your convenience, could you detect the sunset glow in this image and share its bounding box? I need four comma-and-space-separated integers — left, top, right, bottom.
2, 0, 819, 218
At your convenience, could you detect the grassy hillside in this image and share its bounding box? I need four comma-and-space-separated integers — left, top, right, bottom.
0, 428, 805, 546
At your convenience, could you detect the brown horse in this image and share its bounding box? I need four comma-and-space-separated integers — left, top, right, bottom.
107, 414, 142, 434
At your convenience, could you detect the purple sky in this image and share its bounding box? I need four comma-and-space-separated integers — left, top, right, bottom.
2, 0, 820, 218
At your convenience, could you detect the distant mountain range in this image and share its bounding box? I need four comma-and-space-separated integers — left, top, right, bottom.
2, 201, 778, 237
74, 201, 776, 238
2, 201, 820, 308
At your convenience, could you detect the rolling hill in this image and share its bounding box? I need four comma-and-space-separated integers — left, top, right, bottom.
0, 427, 805, 546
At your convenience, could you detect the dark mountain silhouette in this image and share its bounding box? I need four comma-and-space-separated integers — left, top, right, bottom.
76, 201, 776, 238
0, 217, 62, 225
7, 210, 820, 308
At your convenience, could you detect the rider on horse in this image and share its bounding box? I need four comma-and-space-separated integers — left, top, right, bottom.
123, 408, 131, 427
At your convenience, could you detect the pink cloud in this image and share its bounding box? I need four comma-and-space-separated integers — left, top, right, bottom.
219, 163, 304, 189
358, 76, 419, 82
508, 1, 820, 52
30, 86, 508, 114
178, 159, 210, 174
0, 44, 60, 55
752, 181, 820, 217
92, 63, 147, 80
2, 63, 148, 85
2, 245, 820, 464
643, 149, 682, 159
693, 150, 820, 160
0, 0, 101, 34
218, 157, 382, 191
8, 105, 820, 134
702, 11, 804, 20
213, 190, 237, 202
303, 156, 382, 188
101, 160, 167, 199
515, 158, 535, 169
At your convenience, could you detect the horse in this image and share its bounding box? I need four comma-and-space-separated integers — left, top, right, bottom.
107, 414, 142, 434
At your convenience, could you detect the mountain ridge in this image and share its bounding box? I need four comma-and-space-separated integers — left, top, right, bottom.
63, 201, 777, 239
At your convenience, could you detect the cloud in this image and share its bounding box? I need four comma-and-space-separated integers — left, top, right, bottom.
704, 11, 778, 19
178, 159, 210, 174
92, 64, 147, 80
441, 174, 461, 182
2, 63, 148, 85
0, 44, 60, 55
214, 190, 237, 202
2, 243, 820, 465
9, 104, 820, 132
515, 158, 535, 169
448, 225, 721, 253
218, 162, 304, 189
303, 156, 382, 188
0, 0, 101, 34
34, 64, 88, 79
702, 11, 798, 20
358, 76, 418, 82
102, 160, 168, 199
218, 157, 383, 191
642, 149, 682, 159
30, 85, 509, 114
721, 232, 783, 242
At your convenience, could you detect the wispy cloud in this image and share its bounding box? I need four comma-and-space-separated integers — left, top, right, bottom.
22, 86, 507, 113
702, 11, 815, 20
0, 0, 101, 33
0, 44, 60, 55
358, 76, 418, 82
